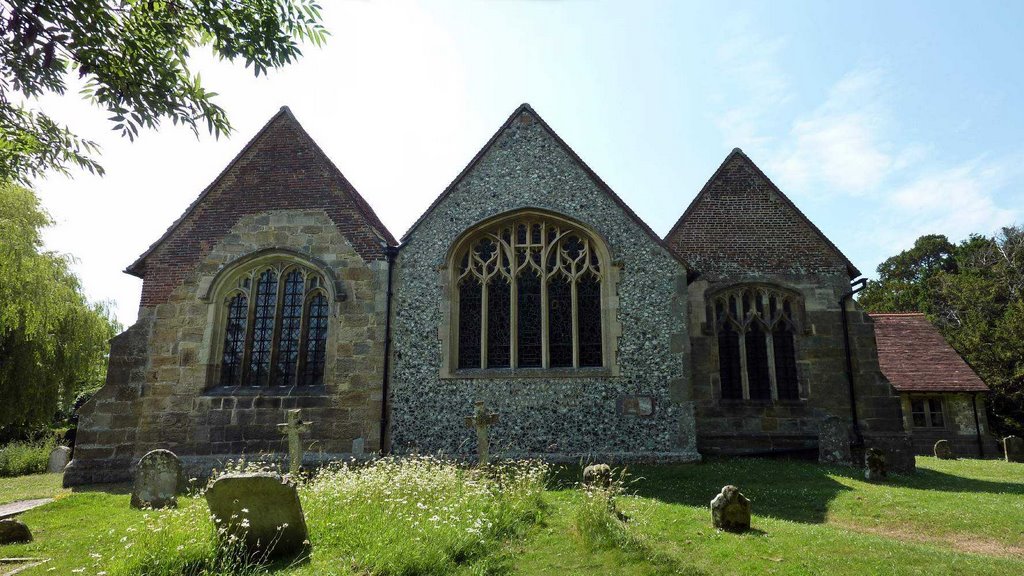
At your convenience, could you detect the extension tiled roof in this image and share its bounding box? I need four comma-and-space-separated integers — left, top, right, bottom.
870, 313, 989, 393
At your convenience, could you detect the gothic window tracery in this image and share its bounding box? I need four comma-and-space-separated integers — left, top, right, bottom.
453, 216, 605, 371
218, 262, 330, 387
712, 285, 802, 401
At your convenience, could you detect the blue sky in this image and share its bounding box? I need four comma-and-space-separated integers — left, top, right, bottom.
31, 1, 1024, 324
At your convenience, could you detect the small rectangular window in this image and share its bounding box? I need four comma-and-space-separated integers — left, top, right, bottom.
928, 399, 945, 428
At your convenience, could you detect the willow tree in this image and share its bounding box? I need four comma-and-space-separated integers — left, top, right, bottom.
0, 181, 118, 430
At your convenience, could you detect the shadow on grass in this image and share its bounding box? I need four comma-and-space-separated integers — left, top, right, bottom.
897, 466, 1024, 495
554, 456, 1024, 526
69, 481, 131, 495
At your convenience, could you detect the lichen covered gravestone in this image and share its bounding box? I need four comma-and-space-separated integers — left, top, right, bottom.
583, 463, 612, 489
1004, 436, 1024, 463
205, 473, 310, 560
0, 519, 32, 544
865, 447, 887, 481
818, 415, 852, 465
710, 485, 751, 532
130, 449, 183, 509
933, 439, 954, 460
47, 446, 71, 473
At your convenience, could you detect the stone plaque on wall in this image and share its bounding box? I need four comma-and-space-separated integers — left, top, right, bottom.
619, 396, 655, 417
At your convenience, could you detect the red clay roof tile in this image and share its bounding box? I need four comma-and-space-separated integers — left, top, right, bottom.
870, 312, 989, 393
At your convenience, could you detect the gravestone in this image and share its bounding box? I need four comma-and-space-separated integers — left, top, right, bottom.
351, 437, 365, 457
864, 447, 887, 481
130, 449, 183, 509
0, 519, 32, 544
205, 473, 309, 560
710, 485, 751, 532
47, 446, 72, 473
818, 415, 852, 465
1004, 436, 1024, 463
933, 439, 954, 460
277, 409, 312, 475
464, 400, 499, 466
583, 463, 612, 489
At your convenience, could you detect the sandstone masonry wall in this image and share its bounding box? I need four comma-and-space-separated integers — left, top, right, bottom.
67, 209, 388, 484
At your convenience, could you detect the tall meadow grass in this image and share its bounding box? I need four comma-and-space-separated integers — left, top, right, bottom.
97, 456, 549, 575
0, 437, 56, 477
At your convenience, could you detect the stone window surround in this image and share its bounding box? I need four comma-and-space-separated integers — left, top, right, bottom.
439, 209, 622, 379
910, 395, 947, 429
198, 249, 344, 395
707, 283, 808, 404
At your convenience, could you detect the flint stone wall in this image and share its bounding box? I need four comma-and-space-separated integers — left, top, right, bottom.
389, 111, 698, 460
67, 209, 387, 485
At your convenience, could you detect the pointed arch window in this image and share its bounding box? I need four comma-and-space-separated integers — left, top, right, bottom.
452, 215, 608, 372
218, 263, 330, 387
712, 285, 802, 401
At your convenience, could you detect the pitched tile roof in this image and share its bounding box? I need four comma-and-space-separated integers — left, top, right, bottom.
870, 312, 989, 393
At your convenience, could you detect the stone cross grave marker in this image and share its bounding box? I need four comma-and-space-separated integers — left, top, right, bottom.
277, 409, 312, 475
465, 400, 499, 465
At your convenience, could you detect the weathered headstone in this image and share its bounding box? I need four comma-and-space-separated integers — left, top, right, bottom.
277, 409, 312, 475
464, 400, 499, 466
710, 485, 751, 532
351, 437, 365, 457
130, 449, 183, 509
1004, 436, 1024, 463
47, 446, 71, 473
818, 415, 852, 465
583, 463, 612, 489
205, 473, 309, 560
933, 439, 954, 460
0, 519, 33, 544
864, 447, 887, 481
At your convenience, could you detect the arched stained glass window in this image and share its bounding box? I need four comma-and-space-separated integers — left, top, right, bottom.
217, 262, 330, 388
712, 285, 803, 401
453, 215, 606, 371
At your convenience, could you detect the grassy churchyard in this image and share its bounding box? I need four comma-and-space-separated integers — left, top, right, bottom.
0, 456, 1022, 575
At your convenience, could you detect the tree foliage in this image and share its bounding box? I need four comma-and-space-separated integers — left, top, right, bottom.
0, 181, 119, 430
0, 0, 327, 184
860, 227, 1024, 437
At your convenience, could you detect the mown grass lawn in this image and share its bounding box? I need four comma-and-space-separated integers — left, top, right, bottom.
1, 457, 1022, 575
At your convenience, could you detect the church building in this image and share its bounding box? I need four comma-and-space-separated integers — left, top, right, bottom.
65, 104, 916, 485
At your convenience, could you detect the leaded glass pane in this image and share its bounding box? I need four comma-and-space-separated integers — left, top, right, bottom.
911, 399, 927, 427
548, 276, 573, 368
458, 280, 482, 369
719, 325, 742, 400
273, 270, 304, 387
517, 271, 542, 368
578, 274, 602, 367
746, 324, 771, 400
246, 269, 278, 386
220, 293, 248, 386
487, 278, 511, 368
929, 399, 945, 427
773, 326, 799, 400
301, 293, 328, 386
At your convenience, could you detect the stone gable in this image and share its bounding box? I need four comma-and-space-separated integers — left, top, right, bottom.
130, 107, 395, 307
665, 149, 858, 281
389, 106, 697, 460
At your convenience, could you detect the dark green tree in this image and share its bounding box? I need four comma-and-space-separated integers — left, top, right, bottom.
858, 234, 956, 313
0, 181, 119, 430
0, 0, 326, 184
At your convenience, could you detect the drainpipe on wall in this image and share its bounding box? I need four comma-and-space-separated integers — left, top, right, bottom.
840, 277, 869, 449
379, 245, 400, 454
972, 392, 985, 458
